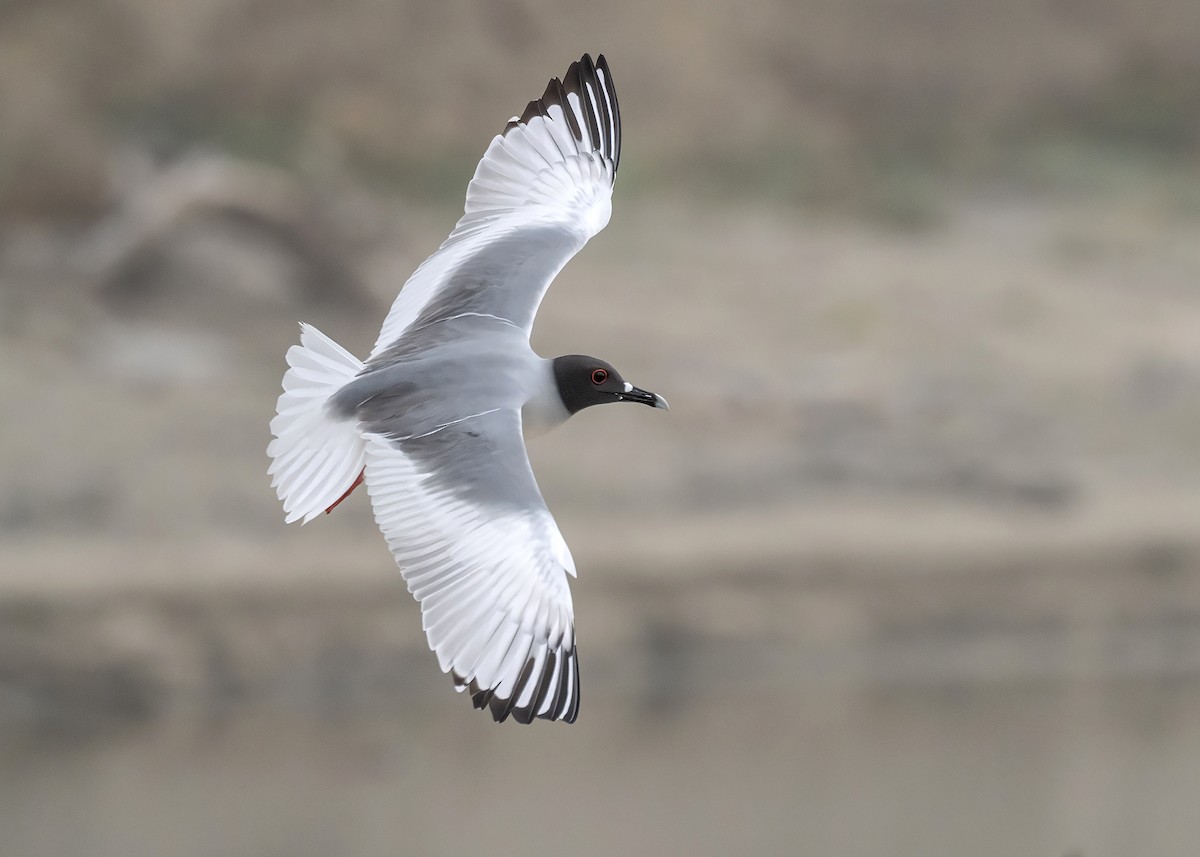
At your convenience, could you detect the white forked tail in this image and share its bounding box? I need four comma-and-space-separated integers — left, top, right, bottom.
268, 323, 367, 524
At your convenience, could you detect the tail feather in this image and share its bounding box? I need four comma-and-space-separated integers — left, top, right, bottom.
268, 323, 366, 524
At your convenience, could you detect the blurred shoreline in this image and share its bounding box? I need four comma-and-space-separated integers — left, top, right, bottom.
3, 510, 1198, 733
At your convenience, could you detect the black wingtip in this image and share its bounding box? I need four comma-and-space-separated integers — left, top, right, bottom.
452, 644, 579, 724
502, 53, 620, 171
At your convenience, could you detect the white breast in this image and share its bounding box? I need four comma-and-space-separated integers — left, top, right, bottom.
521, 359, 572, 438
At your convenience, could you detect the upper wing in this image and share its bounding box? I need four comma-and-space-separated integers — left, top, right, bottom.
367, 53, 620, 359
362, 408, 580, 723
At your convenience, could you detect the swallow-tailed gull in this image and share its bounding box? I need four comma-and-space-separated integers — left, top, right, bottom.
268, 54, 666, 723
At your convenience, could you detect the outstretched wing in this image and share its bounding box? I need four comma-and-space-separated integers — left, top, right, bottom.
362, 408, 580, 723
368, 53, 620, 359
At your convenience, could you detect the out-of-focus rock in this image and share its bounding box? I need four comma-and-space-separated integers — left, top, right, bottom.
79, 150, 373, 317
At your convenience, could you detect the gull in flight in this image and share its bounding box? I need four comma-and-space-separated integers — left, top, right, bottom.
268, 54, 666, 723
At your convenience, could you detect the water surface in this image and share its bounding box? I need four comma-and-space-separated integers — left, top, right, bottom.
5, 678, 1199, 857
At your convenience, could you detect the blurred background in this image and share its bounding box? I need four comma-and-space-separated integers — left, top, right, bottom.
3, 0, 1200, 855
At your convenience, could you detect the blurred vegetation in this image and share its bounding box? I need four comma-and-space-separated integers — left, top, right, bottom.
2, 0, 1199, 226
1029, 52, 1200, 156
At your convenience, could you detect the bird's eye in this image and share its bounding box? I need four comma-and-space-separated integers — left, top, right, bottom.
591, 368, 608, 385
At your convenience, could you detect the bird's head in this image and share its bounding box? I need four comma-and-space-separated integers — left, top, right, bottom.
552, 355, 669, 414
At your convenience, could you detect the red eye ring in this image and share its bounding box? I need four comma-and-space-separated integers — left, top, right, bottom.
591, 368, 609, 385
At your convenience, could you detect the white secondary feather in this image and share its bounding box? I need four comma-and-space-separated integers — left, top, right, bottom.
368, 55, 620, 357
363, 418, 580, 723
267, 324, 366, 524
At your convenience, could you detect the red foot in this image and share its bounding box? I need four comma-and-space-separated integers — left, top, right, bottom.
325, 469, 365, 514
